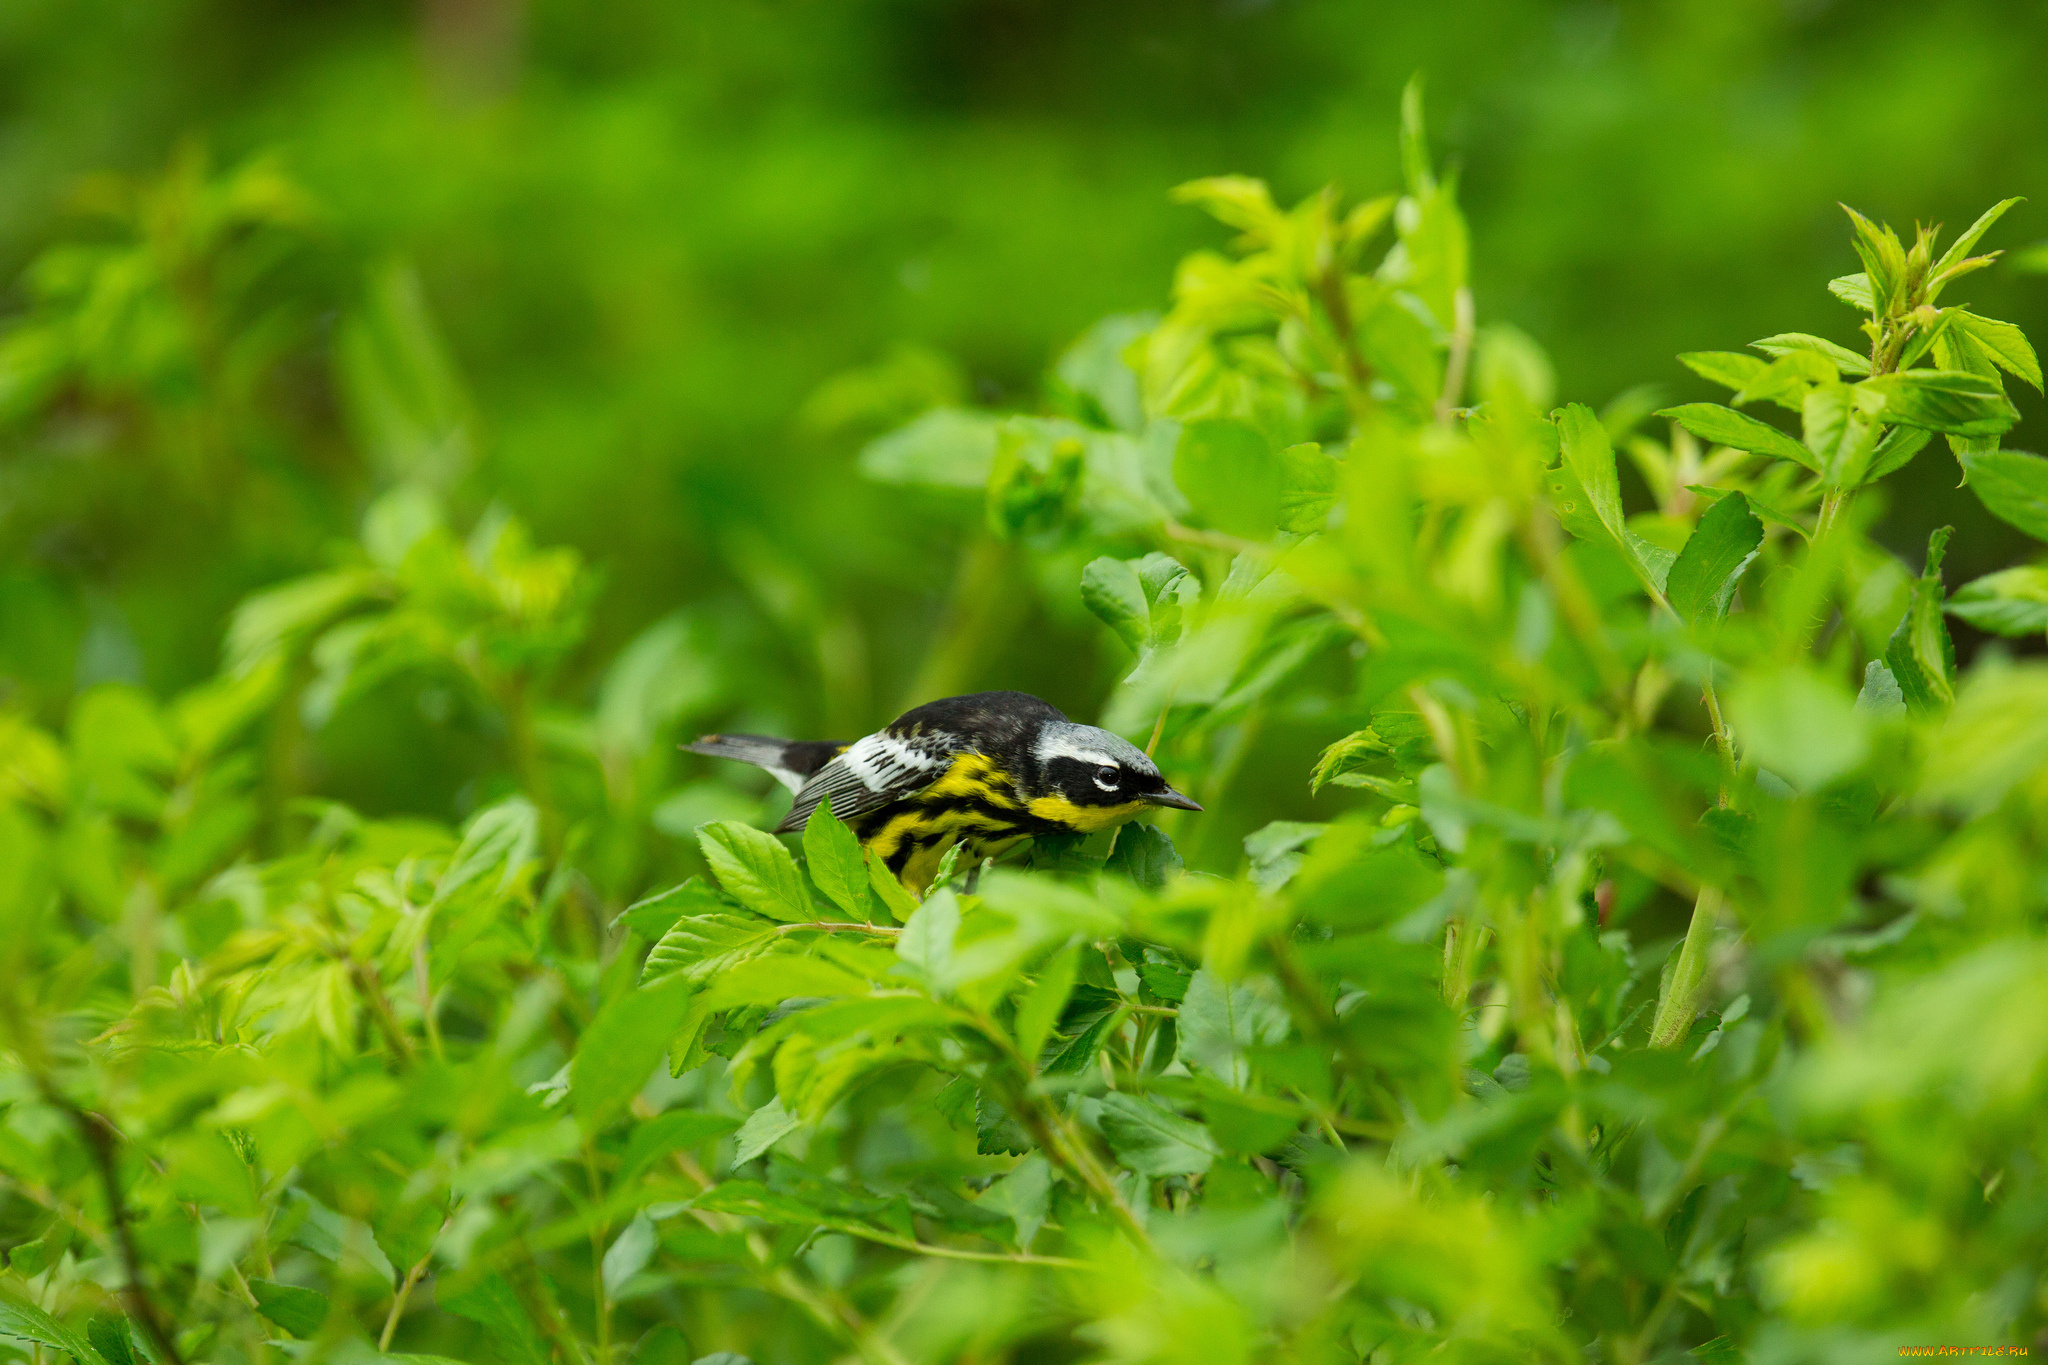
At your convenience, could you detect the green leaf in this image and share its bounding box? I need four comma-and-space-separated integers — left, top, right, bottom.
614, 877, 723, 940
1098, 1093, 1220, 1176
894, 886, 960, 989
441, 1274, 549, 1365
574, 974, 696, 1134
1678, 351, 1768, 392
1947, 567, 2048, 637
977, 1154, 1053, 1250
697, 820, 812, 922
1106, 823, 1181, 889
1731, 350, 1837, 409
435, 795, 540, 905
1931, 197, 2023, 280
1656, 403, 1819, 472
1951, 312, 2042, 392
1885, 528, 1956, 714
1666, 490, 1764, 625
84, 1319, 133, 1365
1751, 333, 1870, 375
866, 848, 921, 924
1177, 970, 1290, 1089
602, 1212, 659, 1294
249, 1279, 330, 1339
0, 1288, 109, 1365
641, 911, 780, 986
1960, 450, 2048, 541
1854, 370, 2016, 437
732, 1096, 801, 1165
1842, 204, 1905, 314
1053, 313, 1150, 433
858, 408, 1000, 489
1014, 945, 1080, 1062
1175, 419, 1281, 539
1042, 1009, 1122, 1076
1827, 273, 1874, 312
700, 954, 872, 1011
1277, 442, 1339, 533
1080, 556, 1148, 653
803, 798, 870, 920
621, 1110, 740, 1178
1727, 665, 1872, 790
1556, 402, 1670, 596
1866, 424, 1934, 483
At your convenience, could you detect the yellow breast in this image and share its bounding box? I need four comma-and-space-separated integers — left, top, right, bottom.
1024, 794, 1149, 834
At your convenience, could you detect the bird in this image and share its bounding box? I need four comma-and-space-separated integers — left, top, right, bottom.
684, 690, 1201, 893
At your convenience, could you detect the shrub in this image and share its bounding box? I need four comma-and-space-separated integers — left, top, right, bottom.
3, 91, 2046, 1365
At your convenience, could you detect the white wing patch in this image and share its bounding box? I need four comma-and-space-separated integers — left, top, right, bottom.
775, 730, 954, 833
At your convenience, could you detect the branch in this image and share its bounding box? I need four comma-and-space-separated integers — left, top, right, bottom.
42, 1092, 185, 1365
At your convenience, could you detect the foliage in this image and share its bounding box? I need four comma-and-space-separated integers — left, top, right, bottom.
6, 87, 2048, 1365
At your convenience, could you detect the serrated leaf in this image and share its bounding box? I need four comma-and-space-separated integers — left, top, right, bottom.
1951, 312, 2042, 392
1015, 945, 1080, 1062
1960, 450, 2048, 541
697, 820, 811, 922
1656, 403, 1819, 472
1666, 491, 1764, 624
642, 912, 781, 986
803, 798, 870, 920
0, 1289, 110, 1365
1098, 1093, 1220, 1176
1947, 567, 2048, 637
1828, 273, 1874, 312
1751, 333, 1870, 375
1854, 370, 2016, 437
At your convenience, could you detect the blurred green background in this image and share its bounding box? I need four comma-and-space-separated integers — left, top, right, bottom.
3, 0, 2042, 833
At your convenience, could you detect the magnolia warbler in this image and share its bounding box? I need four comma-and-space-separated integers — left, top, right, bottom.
685, 690, 1201, 891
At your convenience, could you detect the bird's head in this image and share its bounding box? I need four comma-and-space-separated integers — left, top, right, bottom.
1025, 721, 1202, 831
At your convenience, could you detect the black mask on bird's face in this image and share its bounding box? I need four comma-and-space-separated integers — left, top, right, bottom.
1030, 723, 1203, 815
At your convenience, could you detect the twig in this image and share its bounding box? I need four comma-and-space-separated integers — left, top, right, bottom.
42, 1093, 186, 1365
775, 920, 902, 937
378, 1227, 446, 1351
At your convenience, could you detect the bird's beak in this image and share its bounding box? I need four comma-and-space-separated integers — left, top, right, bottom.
1145, 787, 1204, 812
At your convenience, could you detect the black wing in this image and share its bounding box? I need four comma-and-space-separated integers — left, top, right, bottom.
774, 729, 956, 833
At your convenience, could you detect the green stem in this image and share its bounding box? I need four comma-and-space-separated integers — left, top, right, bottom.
1650, 886, 1724, 1049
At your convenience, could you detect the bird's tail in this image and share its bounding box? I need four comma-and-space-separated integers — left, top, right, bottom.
683, 733, 844, 794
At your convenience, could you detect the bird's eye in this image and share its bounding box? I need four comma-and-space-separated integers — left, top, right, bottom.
1094, 766, 1120, 792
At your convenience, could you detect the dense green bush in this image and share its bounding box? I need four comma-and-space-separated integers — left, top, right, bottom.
5, 92, 2048, 1364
